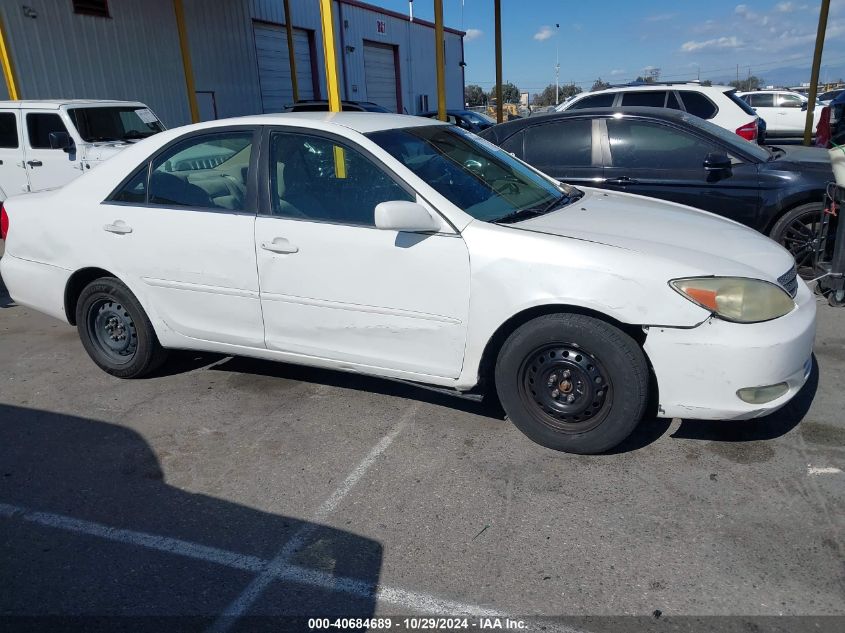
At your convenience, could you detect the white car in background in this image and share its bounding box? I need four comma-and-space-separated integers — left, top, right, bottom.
738, 90, 820, 137
557, 83, 761, 142
0, 113, 815, 454
0, 100, 165, 202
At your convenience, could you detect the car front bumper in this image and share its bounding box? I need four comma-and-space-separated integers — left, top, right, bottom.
644, 280, 816, 420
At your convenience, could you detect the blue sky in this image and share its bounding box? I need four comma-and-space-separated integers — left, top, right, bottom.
375, 0, 845, 92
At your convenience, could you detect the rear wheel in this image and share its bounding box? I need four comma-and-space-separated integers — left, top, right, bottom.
494, 313, 649, 454
769, 202, 828, 278
75, 277, 168, 378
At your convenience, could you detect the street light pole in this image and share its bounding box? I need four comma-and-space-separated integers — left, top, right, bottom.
555, 23, 560, 105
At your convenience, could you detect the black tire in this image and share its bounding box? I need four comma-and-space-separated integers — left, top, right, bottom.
494, 313, 648, 454
768, 202, 826, 278
75, 277, 168, 378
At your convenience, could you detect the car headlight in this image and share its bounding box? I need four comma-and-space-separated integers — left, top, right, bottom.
670, 277, 795, 323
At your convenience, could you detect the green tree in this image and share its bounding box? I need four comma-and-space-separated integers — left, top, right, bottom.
490, 82, 521, 104
701, 79, 713, 87
464, 84, 486, 107
729, 76, 763, 91
533, 83, 582, 106
591, 77, 611, 91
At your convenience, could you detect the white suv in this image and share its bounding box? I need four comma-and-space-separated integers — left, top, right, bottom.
738, 90, 820, 138
0, 100, 165, 202
556, 83, 760, 142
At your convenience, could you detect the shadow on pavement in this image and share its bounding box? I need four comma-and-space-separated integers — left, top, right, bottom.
671, 355, 819, 442
0, 270, 14, 309
0, 404, 382, 631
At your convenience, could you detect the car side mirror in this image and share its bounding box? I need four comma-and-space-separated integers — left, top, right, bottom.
703, 151, 732, 172
801, 102, 809, 112
49, 131, 74, 153
375, 201, 441, 233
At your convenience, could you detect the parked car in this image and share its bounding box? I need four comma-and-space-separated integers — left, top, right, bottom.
737, 90, 820, 138
419, 109, 495, 133
556, 82, 761, 142
284, 100, 393, 113
0, 100, 165, 202
817, 88, 844, 106
821, 90, 845, 147
0, 113, 815, 454
481, 107, 834, 274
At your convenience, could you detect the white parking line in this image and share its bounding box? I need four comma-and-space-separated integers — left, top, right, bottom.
807, 465, 843, 475
208, 404, 418, 633
0, 499, 505, 617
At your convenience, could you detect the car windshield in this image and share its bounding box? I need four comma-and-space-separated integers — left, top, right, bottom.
367, 125, 570, 222
676, 111, 770, 161
68, 106, 164, 143
462, 111, 495, 125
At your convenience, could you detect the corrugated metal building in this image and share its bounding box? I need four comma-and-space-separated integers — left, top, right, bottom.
0, 0, 465, 126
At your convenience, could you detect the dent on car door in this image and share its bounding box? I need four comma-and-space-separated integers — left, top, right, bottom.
101, 128, 265, 347
254, 128, 471, 379
521, 119, 602, 185
602, 118, 761, 227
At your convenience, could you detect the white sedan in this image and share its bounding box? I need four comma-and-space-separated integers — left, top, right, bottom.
0, 113, 816, 454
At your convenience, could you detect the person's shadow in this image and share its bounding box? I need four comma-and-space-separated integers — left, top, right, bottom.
0, 267, 14, 308
0, 404, 382, 631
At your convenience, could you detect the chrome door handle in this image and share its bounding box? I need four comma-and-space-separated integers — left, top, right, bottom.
261, 238, 298, 254
26, 160, 42, 167
605, 176, 639, 185
104, 221, 133, 235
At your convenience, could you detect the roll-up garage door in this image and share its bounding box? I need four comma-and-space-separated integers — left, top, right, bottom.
363, 41, 399, 112
254, 22, 314, 112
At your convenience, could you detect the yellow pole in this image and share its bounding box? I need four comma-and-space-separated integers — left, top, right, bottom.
283, 0, 299, 103
804, 0, 830, 146
173, 0, 200, 123
494, 0, 503, 124
318, 0, 341, 112
434, 0, 446, 121
0, 14, 20, 100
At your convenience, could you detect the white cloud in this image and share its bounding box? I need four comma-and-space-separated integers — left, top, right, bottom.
776, 2, 796, 11
680, 36, 744, 52
610, 69, 626, 75
735, 4, 759, 20
464, 28, 482, 41
645, 13, 676, 22
533, 25, 555, 41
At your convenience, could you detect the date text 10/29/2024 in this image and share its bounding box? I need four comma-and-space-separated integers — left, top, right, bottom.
308, 618, 529, 630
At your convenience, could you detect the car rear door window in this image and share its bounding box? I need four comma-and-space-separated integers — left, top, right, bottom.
678, 92, 718, 119
607, 119, 719, 170
777, 94, 803, 108
0, 112, 18, 148
268, 132, 413, 226
666, 92, 682, 110
26, 113, 69, 149
748, 93, 774, 108
620, 91, 667, 107
499, 130, 524, 157
569, 93, 616, 109
524, 120, 593, 169
147, 131, 254, 211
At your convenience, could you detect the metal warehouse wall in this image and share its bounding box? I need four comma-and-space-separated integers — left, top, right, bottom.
0, 0, 464, 126
0, 0, 191, 126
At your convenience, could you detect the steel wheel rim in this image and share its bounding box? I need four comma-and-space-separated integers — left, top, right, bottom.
518, 344, 612, 434
87, 297, 138, 365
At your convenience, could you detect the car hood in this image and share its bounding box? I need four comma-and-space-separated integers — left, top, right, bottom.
513, 187, 795, 281
769, 144, 833, 171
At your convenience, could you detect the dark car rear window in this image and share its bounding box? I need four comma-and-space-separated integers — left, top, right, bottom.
725, 90, 758, 116
678, 92, 718, 119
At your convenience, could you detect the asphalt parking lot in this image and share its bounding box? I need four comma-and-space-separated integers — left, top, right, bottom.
1, 255, 844, 632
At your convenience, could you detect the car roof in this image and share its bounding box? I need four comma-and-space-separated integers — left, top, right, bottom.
574, 83, 733, 98
179, 112, 447, 134
0, 99, 147, 109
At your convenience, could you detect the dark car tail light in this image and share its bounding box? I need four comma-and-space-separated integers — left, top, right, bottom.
0, 205, 8, 241
736, 121, 758, 141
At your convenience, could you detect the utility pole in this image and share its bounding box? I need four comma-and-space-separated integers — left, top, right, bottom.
555, 23, 560, 105
494, 0, 503, 123
804, 0, 831, 145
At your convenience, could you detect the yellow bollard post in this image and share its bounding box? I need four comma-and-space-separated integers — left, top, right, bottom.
434, 0, 446, 121
173, 0, 200, 123
0, 14, 20, 100
283, 0, 299, 104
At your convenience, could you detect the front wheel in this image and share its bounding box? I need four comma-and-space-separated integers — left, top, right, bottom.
495, 313, 649, 454
769, 202, 827, 278
75, 277, 168, 378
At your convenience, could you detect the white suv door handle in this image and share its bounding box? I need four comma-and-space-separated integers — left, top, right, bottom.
261, 238, 299, 254
104, 221, 132, 235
